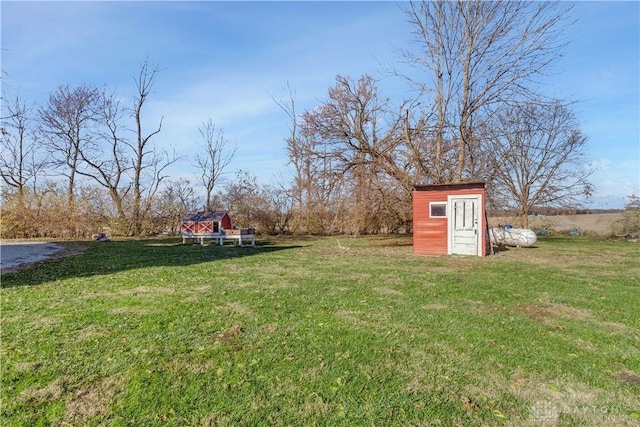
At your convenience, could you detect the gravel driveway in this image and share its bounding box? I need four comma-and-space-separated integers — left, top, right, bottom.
0, 242, 63, 272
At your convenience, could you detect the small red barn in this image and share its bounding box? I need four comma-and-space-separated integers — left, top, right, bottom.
181, 211, 232, 236
413, 182, 489, 257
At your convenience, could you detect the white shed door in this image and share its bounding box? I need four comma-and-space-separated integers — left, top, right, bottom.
449, 196, 481, 256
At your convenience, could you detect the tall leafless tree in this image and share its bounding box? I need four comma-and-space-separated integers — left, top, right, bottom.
273, 84, 303, 217
301, 75, 417, 234
193, 118, 236, 210
488, 100, 593, 227
76, 87, 131, 224
274, 83, 336, 233
128, 59, 179, 235
39, 84, 100, 208
0, 96, 46, 208
400, 0, 571, 183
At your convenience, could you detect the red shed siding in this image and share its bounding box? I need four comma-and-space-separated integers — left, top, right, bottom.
413, 191, 448, 255
220, 213, 232, 230
413, 183, 488, 256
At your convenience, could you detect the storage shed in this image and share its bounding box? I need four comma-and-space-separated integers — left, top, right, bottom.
413, 182, 489, 257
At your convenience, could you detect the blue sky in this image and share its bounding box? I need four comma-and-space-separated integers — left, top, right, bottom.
2, 1, 638, 209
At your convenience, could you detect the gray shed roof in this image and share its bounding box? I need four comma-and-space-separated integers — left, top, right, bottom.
182, 211, 229, 222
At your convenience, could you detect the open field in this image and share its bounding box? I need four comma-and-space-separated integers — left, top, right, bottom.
489, 212, 626, 236
1, 236, 639, 426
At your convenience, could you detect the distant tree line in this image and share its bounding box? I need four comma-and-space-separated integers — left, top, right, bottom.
1, 1, 597, 238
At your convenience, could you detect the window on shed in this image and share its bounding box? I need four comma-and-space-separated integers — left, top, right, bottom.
430, 202, 447, 218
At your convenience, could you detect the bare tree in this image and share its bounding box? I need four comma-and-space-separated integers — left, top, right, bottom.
152, 178, 199, 235
274, 83, 336, 233
260, 185, 293, 235
38, 84, 100, 208
0, 96, 46, 208
488, 100, 593, 228
220, 170, 261, 227
128, 59, 179, 235
76, 87, 131, 224
193, 118, 236, 210
273, 84, 303, 222
300, 75, 415, 234
400, 1, 571, 182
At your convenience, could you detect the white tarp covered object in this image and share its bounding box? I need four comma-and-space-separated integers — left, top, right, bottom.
489, 227, 537, 248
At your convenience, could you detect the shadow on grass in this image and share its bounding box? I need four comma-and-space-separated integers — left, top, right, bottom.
491, 244, 539, 254
0, 237, 304, 289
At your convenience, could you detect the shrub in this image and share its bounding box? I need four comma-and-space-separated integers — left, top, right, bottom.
612, 194, 640, 239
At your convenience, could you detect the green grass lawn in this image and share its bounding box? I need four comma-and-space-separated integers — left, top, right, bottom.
1, 236, 639, 426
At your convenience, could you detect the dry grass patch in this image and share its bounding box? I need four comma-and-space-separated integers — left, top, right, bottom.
223, 301, 255, 318
214, 324, 244, 347
168, 356, 217, 375
91, 282, 216, 304
334, 309, 369, 328
465, 299, 504, 316
509, 378, 640, 426
18, 376, 68, 404
421, 303, 449, 311
373, 286, 404, 297
301, 392, 330, 418
63, 376, 122, 422
12, 361, 42, 373
118, 285, 175, 296
29, 315, 62, 327
180, 284, 213, 302
82, 285, 177, 301
405, 377, 432, 395
574, 338, 597, 352
619, 371, 640, 387
401, 342, 471, 379
333, 309, 389, 330
75, 324, 105, 341
512, 301, 592, 323
260, 323, 278, 335
299, 360, 327, 384
262, 281, 301, 291
189, 285, 212, 293
108, 306, 152, 316
511, 301, 630, 334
